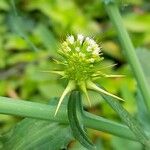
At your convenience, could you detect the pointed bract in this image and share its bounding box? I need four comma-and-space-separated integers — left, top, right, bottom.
41, 70, 65, 76
99, 64, 117, 70
93, 72, 125, 79
54, 81, 76, 116
79, 82, 91, 107
86, 81, 124, 101
104, 74, 125, 78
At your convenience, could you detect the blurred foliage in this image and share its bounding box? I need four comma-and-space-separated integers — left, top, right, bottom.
0, 0, 150, 149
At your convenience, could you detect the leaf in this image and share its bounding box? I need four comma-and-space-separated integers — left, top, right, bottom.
136, 48, 150, 137
26, 0, 100, 36
111, 136, 142, 150
34, 24, 58, 55
99, 85, 149, 146
136, 48, 150, 83
3, 118, 73, 150
136, 90, 150, 138
68, 91, 96, 150
9, 0, 39, 52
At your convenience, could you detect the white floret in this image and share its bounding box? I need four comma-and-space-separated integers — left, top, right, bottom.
85, 37, 97, 48
77, 34, 84, 44
63, 35, 101, 58
67, 35, 74, 44
85, 37, 90, 43
89, 39, 96, 46
92, 48, 100, 55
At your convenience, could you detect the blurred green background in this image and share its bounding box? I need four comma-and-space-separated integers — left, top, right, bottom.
0, 0, 150, 149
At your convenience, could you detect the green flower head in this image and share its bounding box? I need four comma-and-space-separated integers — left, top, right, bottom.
46, 34, 124, 116
59, 34, 103, 82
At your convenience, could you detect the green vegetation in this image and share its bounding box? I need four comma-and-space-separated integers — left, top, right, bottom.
0, 0, 150, 149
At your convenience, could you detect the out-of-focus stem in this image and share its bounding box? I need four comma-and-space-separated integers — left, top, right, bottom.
104, 2, 150, 112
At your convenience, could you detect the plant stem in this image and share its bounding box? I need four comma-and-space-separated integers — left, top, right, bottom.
0, 96, 135, 141
104, 2, 150, 111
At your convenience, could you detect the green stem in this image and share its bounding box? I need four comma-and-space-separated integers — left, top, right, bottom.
0, 96, 135, 141
104, 2, 150, 111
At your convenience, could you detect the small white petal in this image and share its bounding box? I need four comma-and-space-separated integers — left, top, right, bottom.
85, 37, 90, 44
92, 46, 99, 52
67, 35, 74, 44
77, 34, 84, 44
89, 39, 96, 46
85, 37, 96, 47
92, 48, 100, 55
85, 37, 90, 41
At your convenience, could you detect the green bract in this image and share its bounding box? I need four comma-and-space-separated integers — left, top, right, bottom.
46, 34, 124, 116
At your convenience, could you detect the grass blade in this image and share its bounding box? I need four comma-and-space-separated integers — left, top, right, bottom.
99, 85, 150, 147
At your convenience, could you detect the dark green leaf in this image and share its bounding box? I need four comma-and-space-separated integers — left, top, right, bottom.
3, 118, 73, 150
68, 91, 96, 150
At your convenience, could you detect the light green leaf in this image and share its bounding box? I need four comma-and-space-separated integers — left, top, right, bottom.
34, 24, 58, 55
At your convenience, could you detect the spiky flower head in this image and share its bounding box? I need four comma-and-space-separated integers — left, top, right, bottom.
46, 34, 124, 116
59, 34, 103, 82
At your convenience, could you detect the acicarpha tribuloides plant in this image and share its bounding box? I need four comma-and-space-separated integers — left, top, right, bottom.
44, 34, 124, 116
1, 1, 150, 149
